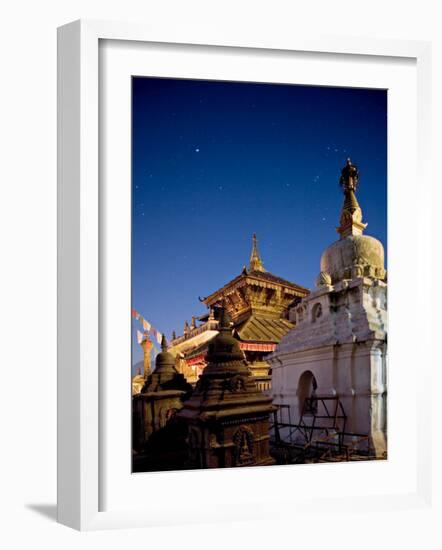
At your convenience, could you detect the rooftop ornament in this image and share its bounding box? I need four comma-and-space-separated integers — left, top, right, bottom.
337, 158, 367, 239
249, 233, 266, 272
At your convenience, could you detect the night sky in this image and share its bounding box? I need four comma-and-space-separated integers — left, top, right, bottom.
131, 77, 387, 370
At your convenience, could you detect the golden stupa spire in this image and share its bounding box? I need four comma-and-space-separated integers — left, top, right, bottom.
337, 158, 367, 238
249, 233, 266, 272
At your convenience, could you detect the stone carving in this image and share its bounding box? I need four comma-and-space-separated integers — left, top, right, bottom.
316, 271, 332, 287
230, 375, 246, 392
311, 303, 322, 322
233, 426, 255, 466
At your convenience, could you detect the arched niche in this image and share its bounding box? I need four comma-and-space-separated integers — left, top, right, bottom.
311, 302, 322, 322
297, 370, 318, 415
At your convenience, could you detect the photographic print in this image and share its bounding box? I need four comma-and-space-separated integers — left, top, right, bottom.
131, 77, 387, 472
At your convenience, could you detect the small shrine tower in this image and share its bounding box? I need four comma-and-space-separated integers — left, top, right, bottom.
132, 335, 192, 452
177, 306, 276, 468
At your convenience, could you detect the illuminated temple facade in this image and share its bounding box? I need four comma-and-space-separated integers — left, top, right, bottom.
169, 235, 309, 390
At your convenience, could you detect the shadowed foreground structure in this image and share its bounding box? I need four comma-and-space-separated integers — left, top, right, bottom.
132, 335, 192, 460
133, 307, 276, 471
177, 306, 276, 468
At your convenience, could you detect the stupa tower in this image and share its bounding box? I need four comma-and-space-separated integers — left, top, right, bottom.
269, 159, 388, 459
320, 158, 386, 283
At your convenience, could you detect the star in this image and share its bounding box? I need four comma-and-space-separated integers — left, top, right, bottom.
195, 148, 200, 153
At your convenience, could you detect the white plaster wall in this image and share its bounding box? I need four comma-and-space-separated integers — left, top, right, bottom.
269, 278, 387, 454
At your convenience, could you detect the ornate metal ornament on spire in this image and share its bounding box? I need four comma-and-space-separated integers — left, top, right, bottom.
339, 157, 359, 192
337, 159, 368, 238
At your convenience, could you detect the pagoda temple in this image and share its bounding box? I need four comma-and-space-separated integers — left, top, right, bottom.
169, 235, 309, 389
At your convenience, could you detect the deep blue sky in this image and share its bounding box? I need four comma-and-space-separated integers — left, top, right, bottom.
131, 77, 387, 369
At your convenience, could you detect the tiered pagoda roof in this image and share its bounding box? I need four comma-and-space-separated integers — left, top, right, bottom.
234, 315, 294, 344
201, 234, 309, 325
170, 235, 309, 353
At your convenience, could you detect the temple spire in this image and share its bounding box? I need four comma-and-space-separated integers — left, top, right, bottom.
161, 333, 168, 352
140, 336, 152, 378
249, 233, 266, 272
154, 334, 177, 374
205, 303, 245, 367
337, 159, 367, 238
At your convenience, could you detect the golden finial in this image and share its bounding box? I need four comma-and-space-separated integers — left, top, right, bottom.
249, 233, 266, 272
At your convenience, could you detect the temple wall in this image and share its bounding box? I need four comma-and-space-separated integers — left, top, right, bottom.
269, 278, 387, 457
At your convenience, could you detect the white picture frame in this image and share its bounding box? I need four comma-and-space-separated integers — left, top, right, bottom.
57, 19, 433, 531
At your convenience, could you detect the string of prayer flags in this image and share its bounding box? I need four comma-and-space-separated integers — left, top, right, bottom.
132, 308, 162, 347
151, 327, 161, 344
132, 309, 140, 320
